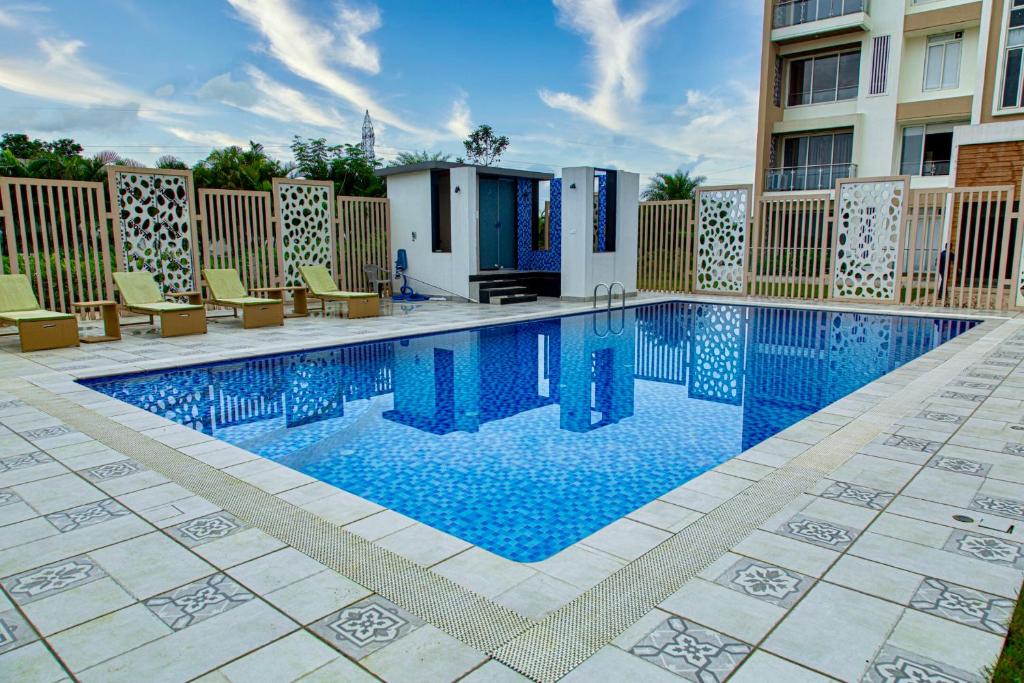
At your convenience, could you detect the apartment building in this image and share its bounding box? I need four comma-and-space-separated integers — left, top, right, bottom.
754, 0, 1024, 195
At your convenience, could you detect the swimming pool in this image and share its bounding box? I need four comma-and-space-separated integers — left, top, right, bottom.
82, 302, 977, 562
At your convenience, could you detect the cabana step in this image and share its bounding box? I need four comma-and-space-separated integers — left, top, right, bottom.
490, 293, 537, 305
479, 285, 529, 303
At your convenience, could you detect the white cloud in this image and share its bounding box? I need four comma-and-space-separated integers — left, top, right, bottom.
226, 0, 426, 135
0, 10, 18, 27
446, 93, 471, 139
334, 3, 382, 74
165, 127, 247, 149
539, 0, 684, 131
197, 66, 348, 132
0, 38, 199, 124
154, 83, 175, 97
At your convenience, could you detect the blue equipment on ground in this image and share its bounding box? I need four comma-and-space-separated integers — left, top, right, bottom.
392, 249, 429, 301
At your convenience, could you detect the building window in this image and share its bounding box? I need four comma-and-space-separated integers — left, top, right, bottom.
923, 32, 962, 91
787, 49, 860, 106
765, 130, 855, 191
869, 35, 890, 95
430, 170, 451, 253
899, 123, 962, 176
1000, 0, 1024, 109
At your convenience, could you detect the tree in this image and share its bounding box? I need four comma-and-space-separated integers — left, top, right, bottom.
462, 125, 509, 166
641, 170, 707, 201
192, 142, 286, 192
44, 138, 84, 158
388, 150, 452, 166
156, 155, 188, 170
1, 133, 46, 159
290, 136, 384, 197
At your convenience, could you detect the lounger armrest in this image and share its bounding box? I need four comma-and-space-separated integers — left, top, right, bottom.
168, 290, 204, 305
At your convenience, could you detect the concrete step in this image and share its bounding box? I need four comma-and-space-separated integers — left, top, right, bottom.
479, 285, 529, 304
490, 293, 538, 305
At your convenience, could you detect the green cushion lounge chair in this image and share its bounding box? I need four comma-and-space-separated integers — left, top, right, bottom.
299, 264, 379, 319
202, 268, 284, 329
112, 271, 207, 338
0, 274, 80, 352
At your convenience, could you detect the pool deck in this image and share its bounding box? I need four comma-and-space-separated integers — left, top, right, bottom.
0, 294, 1022, 683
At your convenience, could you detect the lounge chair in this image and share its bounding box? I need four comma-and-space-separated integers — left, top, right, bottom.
202, 268, 284, 329
112, 271, 207, 338
0, 274, 80, 352
300, 264, 380, 319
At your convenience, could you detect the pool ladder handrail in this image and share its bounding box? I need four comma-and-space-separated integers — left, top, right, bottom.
592, 281, 626, 311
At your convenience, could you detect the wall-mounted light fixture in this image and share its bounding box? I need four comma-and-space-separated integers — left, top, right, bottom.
569, 183, 577, 189
411, 231, 417, 241
454, 186, 461, 193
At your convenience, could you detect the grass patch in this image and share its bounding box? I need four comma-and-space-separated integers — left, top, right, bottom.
991, 595, 1024, 682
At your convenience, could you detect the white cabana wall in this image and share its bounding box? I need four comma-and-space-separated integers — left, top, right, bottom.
559, 167, 639, 301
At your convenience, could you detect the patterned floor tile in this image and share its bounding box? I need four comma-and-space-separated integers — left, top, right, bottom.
943, 530, 1024, 570
19, 425, 73, 440
143, 573, 254, 630
948, 380, 997, 391
1003, 443, 1024, 457
909, 577, 1013, 635
0, 452, 53, 472
309, 596, 424, 660
630, 616, 751, 683
0, 488, 21, 507
44, 498, 131, 532
926, 455, 992, 477
969, 494, 1024, 521
820, 482, 894, 511
940, 391, 985, 403
168, 511, 249, 547
82, 459, 145, 482
863, 645, 982, 683
917, 411, 965, 426
0, 609, 38, 654
775, 514, 858, 550
712, 558, 813, 608
2, 554, 105, 604
883, 436, 941, 454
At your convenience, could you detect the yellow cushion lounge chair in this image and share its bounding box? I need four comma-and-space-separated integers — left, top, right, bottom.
202, 268, 284, 329
299, 264, 380, 319
0, 274, 80, 352
112, 271, 207, 338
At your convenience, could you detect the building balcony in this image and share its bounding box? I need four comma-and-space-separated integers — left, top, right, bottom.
764, 163, 857, 192
771, 0, 871, 42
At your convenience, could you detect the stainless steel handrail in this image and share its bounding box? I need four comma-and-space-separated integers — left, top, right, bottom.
593, 283, 609, 307
609, 281, 626, 311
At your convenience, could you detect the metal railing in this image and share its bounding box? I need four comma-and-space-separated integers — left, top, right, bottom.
773, 0, 868, 29
900, 160, 952, 177
764, 163, 857, 192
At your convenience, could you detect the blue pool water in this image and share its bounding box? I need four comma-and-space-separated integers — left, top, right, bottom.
82, 302, 977, 562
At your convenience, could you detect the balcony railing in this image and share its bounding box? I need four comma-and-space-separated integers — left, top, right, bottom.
764, 163, 857, 191
773, 0, 869, 29
900, 160, 951, 177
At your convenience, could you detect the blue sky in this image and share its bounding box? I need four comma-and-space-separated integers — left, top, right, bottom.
0, 0, 763, 184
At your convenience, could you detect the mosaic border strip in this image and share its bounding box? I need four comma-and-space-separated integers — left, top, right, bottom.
11, 316, 1004, 682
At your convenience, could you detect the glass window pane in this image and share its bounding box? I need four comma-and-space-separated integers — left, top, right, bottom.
1003, 48, 1023, 108
900, 127, 925, 175
942, 41, 961, 88
807, 135, 833, 167
924, 44, 944, 89
832, 133, 854, 165
923, 131, 953, 163
837, 52, 860, 100
788, 58, 811, 105
1009, 27, 1024, 48
783, 136, 808, 167
812, 54, 839, 103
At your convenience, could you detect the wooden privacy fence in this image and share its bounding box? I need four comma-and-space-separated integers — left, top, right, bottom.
637, 176, 1024, 312
0, 169, 392, 317
0, 177, 115, 316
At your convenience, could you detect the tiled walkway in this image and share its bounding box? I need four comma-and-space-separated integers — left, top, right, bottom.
0, 296, 1021, 682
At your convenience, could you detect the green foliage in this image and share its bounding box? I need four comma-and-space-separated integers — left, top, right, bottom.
192, 142, 286, 192
462, 125, 509, 166
1, 133, 46, 159
990, 597, 1024, 682
290, 136, 384, 197
156, 155, 188, 170
388, 150, 452, 166
642, 170, 707, 201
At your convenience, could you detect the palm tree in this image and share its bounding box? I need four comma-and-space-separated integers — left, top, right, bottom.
641, 170, 707, 201
388, 150, 452, 166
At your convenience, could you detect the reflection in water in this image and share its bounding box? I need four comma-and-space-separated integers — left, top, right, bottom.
84, 302, 975, 561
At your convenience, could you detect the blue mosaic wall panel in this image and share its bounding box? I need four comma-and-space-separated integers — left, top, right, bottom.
517, 178, 561, 271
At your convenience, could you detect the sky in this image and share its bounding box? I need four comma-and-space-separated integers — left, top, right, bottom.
0, 0, 764, 185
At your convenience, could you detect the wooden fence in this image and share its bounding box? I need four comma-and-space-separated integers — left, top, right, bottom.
0, 170, 391, 317
638, 176, 1024, 312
